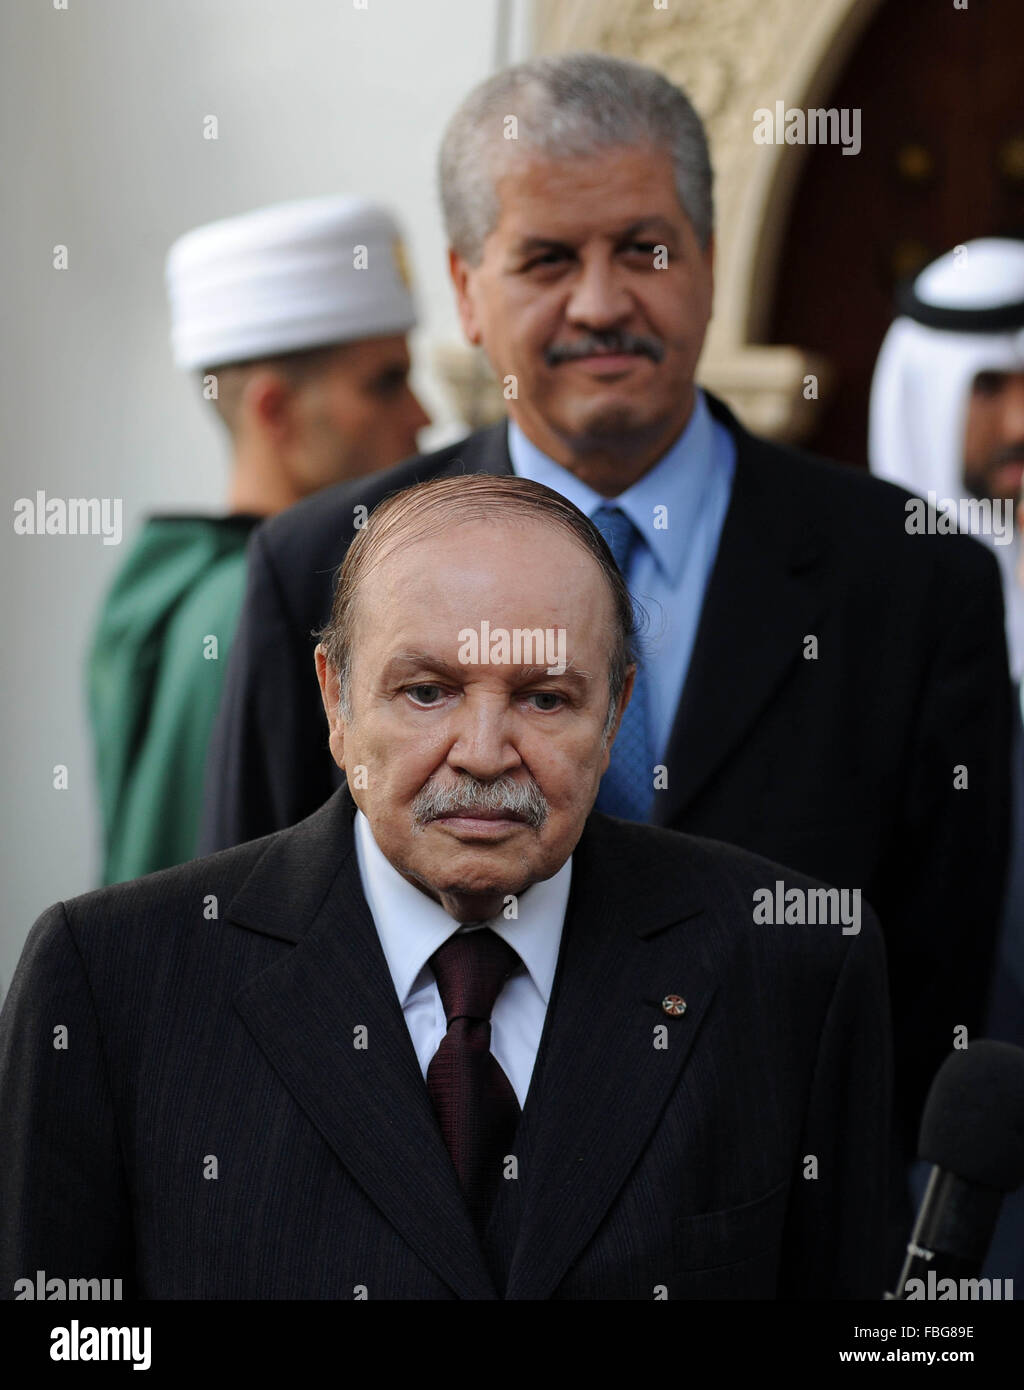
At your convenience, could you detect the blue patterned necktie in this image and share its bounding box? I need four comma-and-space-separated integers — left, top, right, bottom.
592, 505, 655, 822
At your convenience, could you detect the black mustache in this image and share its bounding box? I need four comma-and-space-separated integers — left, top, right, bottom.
545, 331, 664, 367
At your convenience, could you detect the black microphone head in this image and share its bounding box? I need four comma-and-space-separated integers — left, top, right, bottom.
919, 1040, 1024, 1192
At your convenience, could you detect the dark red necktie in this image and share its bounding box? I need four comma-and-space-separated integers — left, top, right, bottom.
426, 927, 522, 1228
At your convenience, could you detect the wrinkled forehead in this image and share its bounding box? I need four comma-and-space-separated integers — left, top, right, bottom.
348, 514, 619, 656
488, 142, 688, 232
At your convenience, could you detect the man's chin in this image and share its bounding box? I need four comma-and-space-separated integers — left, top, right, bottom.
556, 398, 666, 446
418, 863, 535, 914
411, 832, 538, 890
990, 462, 1024, 502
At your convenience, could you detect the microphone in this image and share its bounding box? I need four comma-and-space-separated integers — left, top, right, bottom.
887, 1040, 1024, 1299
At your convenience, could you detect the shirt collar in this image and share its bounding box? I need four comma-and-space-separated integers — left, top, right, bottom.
507, 388, 718, 586
353, 809, 570, 1006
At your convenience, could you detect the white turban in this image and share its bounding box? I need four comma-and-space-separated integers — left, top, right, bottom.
869, 238, 1024, 677
166, 195, 417, 371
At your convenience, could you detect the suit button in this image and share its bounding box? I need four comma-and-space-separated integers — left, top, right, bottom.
661, 994, 687, 1016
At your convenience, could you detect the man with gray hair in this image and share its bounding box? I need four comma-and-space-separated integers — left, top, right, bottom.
1, 473, 892, 1299
200, 54, 1011, 1256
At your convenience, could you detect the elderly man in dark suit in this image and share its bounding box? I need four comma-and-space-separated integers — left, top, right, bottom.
198, 53, 1010, 1195
0, 474, 890, 1299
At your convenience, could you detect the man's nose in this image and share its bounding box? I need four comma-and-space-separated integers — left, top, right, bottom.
404, 386, 431, 435
1001, 378, 1024, 437
565, 255, 632, 329
447, 697, 522, 780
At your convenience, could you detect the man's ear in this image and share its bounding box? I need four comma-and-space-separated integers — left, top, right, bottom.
448, 246, 483, 347
314, 644, 346, 769
599, 665, 636, 774
242, 366, 295, 443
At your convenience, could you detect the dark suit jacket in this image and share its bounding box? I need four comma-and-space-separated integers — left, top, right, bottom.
198, 393, 1011, 1153
0, 787, 891, 1299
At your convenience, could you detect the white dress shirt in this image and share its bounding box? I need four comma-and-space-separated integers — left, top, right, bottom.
353, 810, 572, 1107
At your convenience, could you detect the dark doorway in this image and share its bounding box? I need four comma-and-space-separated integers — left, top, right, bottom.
767, 0, 1024, 467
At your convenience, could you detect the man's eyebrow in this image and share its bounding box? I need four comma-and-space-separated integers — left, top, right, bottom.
511, 235, 574, 257
382, 651, 467, 682
516, 662, 594, 690
511, 217, 679, 257
618, 216, 679, 240
382, 651, 595, 689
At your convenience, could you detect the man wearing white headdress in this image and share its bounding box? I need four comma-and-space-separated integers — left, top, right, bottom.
870, 237, 1024, 1292
88, 195, 430, 885
870, 237, 1024, 677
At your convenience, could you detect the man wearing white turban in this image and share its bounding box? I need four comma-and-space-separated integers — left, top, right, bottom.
870, 236, 1024, 1293
88, 195, 430, 885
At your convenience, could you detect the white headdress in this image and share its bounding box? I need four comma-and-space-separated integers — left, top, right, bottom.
869, 238, 1024, 677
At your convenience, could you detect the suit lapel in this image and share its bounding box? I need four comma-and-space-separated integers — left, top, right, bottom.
652, 396, 830, 827
504, 815, 719, 1299
227, 789, 497, 1299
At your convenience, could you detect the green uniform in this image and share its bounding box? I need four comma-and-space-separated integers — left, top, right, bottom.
87, 514, 260, 885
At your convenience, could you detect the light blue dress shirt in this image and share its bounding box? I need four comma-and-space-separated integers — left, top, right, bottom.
508, 389, 737, 764
354, 809, 571, 1108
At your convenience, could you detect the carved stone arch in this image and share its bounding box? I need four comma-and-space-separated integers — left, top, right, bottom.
532, 0, 886, 440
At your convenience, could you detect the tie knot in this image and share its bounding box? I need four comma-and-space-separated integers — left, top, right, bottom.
593, 505, 640, 576
429, 927, 520, 1024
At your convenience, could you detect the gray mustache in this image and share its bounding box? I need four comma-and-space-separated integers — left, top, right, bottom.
545, 330, 665, 367
412, 774, 549, 828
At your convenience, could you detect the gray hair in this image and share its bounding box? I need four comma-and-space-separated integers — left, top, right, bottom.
439, 51, 713, 267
